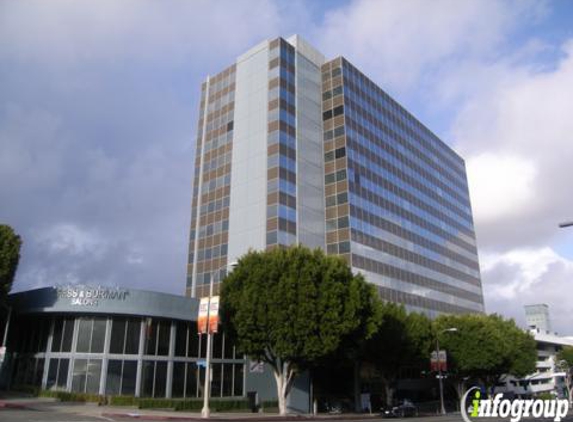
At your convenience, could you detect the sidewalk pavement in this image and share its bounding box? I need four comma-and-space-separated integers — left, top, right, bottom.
0, 397, 459, 422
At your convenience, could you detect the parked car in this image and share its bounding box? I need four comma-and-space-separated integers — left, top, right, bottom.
381, 399, 418, 418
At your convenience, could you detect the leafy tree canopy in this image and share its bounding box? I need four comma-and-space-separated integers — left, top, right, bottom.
434, 313, 536, 389
0, 224, 22, 310
220, 245, 380, 414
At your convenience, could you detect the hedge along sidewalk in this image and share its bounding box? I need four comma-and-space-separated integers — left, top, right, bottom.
34, 390, 276, 413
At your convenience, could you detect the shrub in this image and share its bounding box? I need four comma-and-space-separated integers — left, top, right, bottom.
109, 395, 139, 406
39, 390, 104, 403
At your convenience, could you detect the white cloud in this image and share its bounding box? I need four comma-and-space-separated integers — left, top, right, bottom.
466, 153, 537, 224
453, 38, 573, 249
482, 247, 573, 334
316, 0, 545, 92
38, 223, 107, 257
0, 0, 288, 67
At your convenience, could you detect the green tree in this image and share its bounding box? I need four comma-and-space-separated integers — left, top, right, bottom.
557, 346, 573, 406
0, 224, 22, 311
363, 303, 433, 406
220, 245, 380, 415
434, 313, 536, 398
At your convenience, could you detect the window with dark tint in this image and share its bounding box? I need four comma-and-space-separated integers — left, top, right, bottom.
175, 322, 187, 357
155, 362, 167, 397
188, 331, 199, 358
222, 364, 233, 396
91, 318, 106, 353
172, 362, 185, 398
212, 333, 223, 359
141, 361, 167, 398
234, 364, 244, 396
106, 360, 122, 395
144, 319, 170, 356
122, 361, 137, 395
76, 320, 91, 353
125, 320, 140, 354
51, 318, 63, 352
110, 320, 126, 354
211, 363, 222, 397
187, 363, 198, 397
223, 334, 234, 359
157, 321, 170, 356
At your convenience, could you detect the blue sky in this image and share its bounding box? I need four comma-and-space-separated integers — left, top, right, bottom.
1, 0, 573, 333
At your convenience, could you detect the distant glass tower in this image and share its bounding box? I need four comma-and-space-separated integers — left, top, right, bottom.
187, 36, 484, 316
525, 304, 552, 333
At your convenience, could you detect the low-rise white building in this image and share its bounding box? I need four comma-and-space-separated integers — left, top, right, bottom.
498, 304, 572, 398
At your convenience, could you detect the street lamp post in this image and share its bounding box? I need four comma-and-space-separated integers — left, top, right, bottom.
559, 221, 573, 228
201, 262, 237, 419
436, 328, 457, 415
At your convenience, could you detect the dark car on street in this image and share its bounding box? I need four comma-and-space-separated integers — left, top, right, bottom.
381, 399, 418, 418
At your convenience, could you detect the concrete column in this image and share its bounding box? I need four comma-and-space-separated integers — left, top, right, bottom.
135, 318, 145, 397
99, 317, 112, 396
166, 321, 176, 398
41, 316, 55, 390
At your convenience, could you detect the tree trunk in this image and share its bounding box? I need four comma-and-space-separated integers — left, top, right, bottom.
382, 377, 395, 407
568, 374, 573, 408
454, 378, 466, 401
354, 361, 361, 412
271, 359, 296, 416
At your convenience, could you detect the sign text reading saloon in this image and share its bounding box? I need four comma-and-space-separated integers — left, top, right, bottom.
56, 286, 129, 306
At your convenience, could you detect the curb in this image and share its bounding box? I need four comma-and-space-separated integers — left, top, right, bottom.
0, 401, 31, 410
101, 413, 382, 421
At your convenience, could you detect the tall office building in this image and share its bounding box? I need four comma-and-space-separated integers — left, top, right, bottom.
186, 36, 484, 316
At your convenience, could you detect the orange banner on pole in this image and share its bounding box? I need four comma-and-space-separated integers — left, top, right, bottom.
208, 296, 220, 334
198, 297, 209, 334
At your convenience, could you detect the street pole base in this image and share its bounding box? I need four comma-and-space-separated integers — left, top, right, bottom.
201, 407, 210, 418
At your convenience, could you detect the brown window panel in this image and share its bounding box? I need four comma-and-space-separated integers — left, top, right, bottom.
332, 95, 344, 108
268, 120, 279, 133
267, 191, 279, 205
270, 38, 280, 49
338, 229, 350, 242
324, 162, 335, 174
269, 77, 279, 89
222, 232, 228, 243
267, 167, 279, 180
333, 115, 345, 127
337, 203, 349, 216
268, 99, 279, 110
336, 180, 348, 193
332, 76, 342, 87
268, 143, 280, 156
326, 232, 338, 244
334, 136, 347, 149
269, 57, 279, 70
335, 157, 347, 171
267, 218, 278, 231
324, 119, 334, 131
326, 207, 338, 220
324, 140, 335, 152
325, 184, 336, 197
